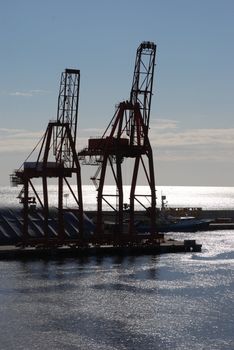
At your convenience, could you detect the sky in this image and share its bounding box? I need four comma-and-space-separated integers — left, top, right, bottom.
0, 0, 233, 186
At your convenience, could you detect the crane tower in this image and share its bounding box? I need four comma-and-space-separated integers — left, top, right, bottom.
79, 42, 157, 244
11, 69, 83, 246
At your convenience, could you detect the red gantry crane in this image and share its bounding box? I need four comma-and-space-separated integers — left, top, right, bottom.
79, 41, 158, 244
11, 69, 84, 246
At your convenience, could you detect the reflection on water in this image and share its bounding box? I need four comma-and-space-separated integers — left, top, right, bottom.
0, 231, 233, 349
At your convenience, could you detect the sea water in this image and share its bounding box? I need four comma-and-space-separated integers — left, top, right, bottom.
1, 185, 234, 210
0, 186, 233, 349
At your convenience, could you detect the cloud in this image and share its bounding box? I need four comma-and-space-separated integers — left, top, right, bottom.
1, 125, 234, 164
10, 92, 33, 97
8, 89, 51, 97
0, 126, 102, 154
156, 145, 234, 162
150, 127, 234, 162
150, 118, 179, 130
0, 128, 28, 134
76, 124, 234, 163
0, 128, 43, 153
150, 128, 234, 147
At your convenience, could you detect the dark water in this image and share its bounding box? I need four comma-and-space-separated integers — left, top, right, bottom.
0, 231, 233, 349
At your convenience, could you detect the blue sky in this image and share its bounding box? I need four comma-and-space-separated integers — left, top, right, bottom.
0, 0, 233, 186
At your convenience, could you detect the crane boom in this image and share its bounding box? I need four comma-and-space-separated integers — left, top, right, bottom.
130, 41, 156, 132
54, 69, 80, 166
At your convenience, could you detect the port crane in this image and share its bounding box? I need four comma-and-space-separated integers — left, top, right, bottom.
79, 41, 157, 243
10, 69, 84, 246
5, 43, 203, 255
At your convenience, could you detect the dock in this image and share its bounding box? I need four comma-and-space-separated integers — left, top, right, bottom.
0, 239, 202, 260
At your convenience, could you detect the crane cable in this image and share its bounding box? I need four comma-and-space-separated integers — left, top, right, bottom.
17, 130, 45, 171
